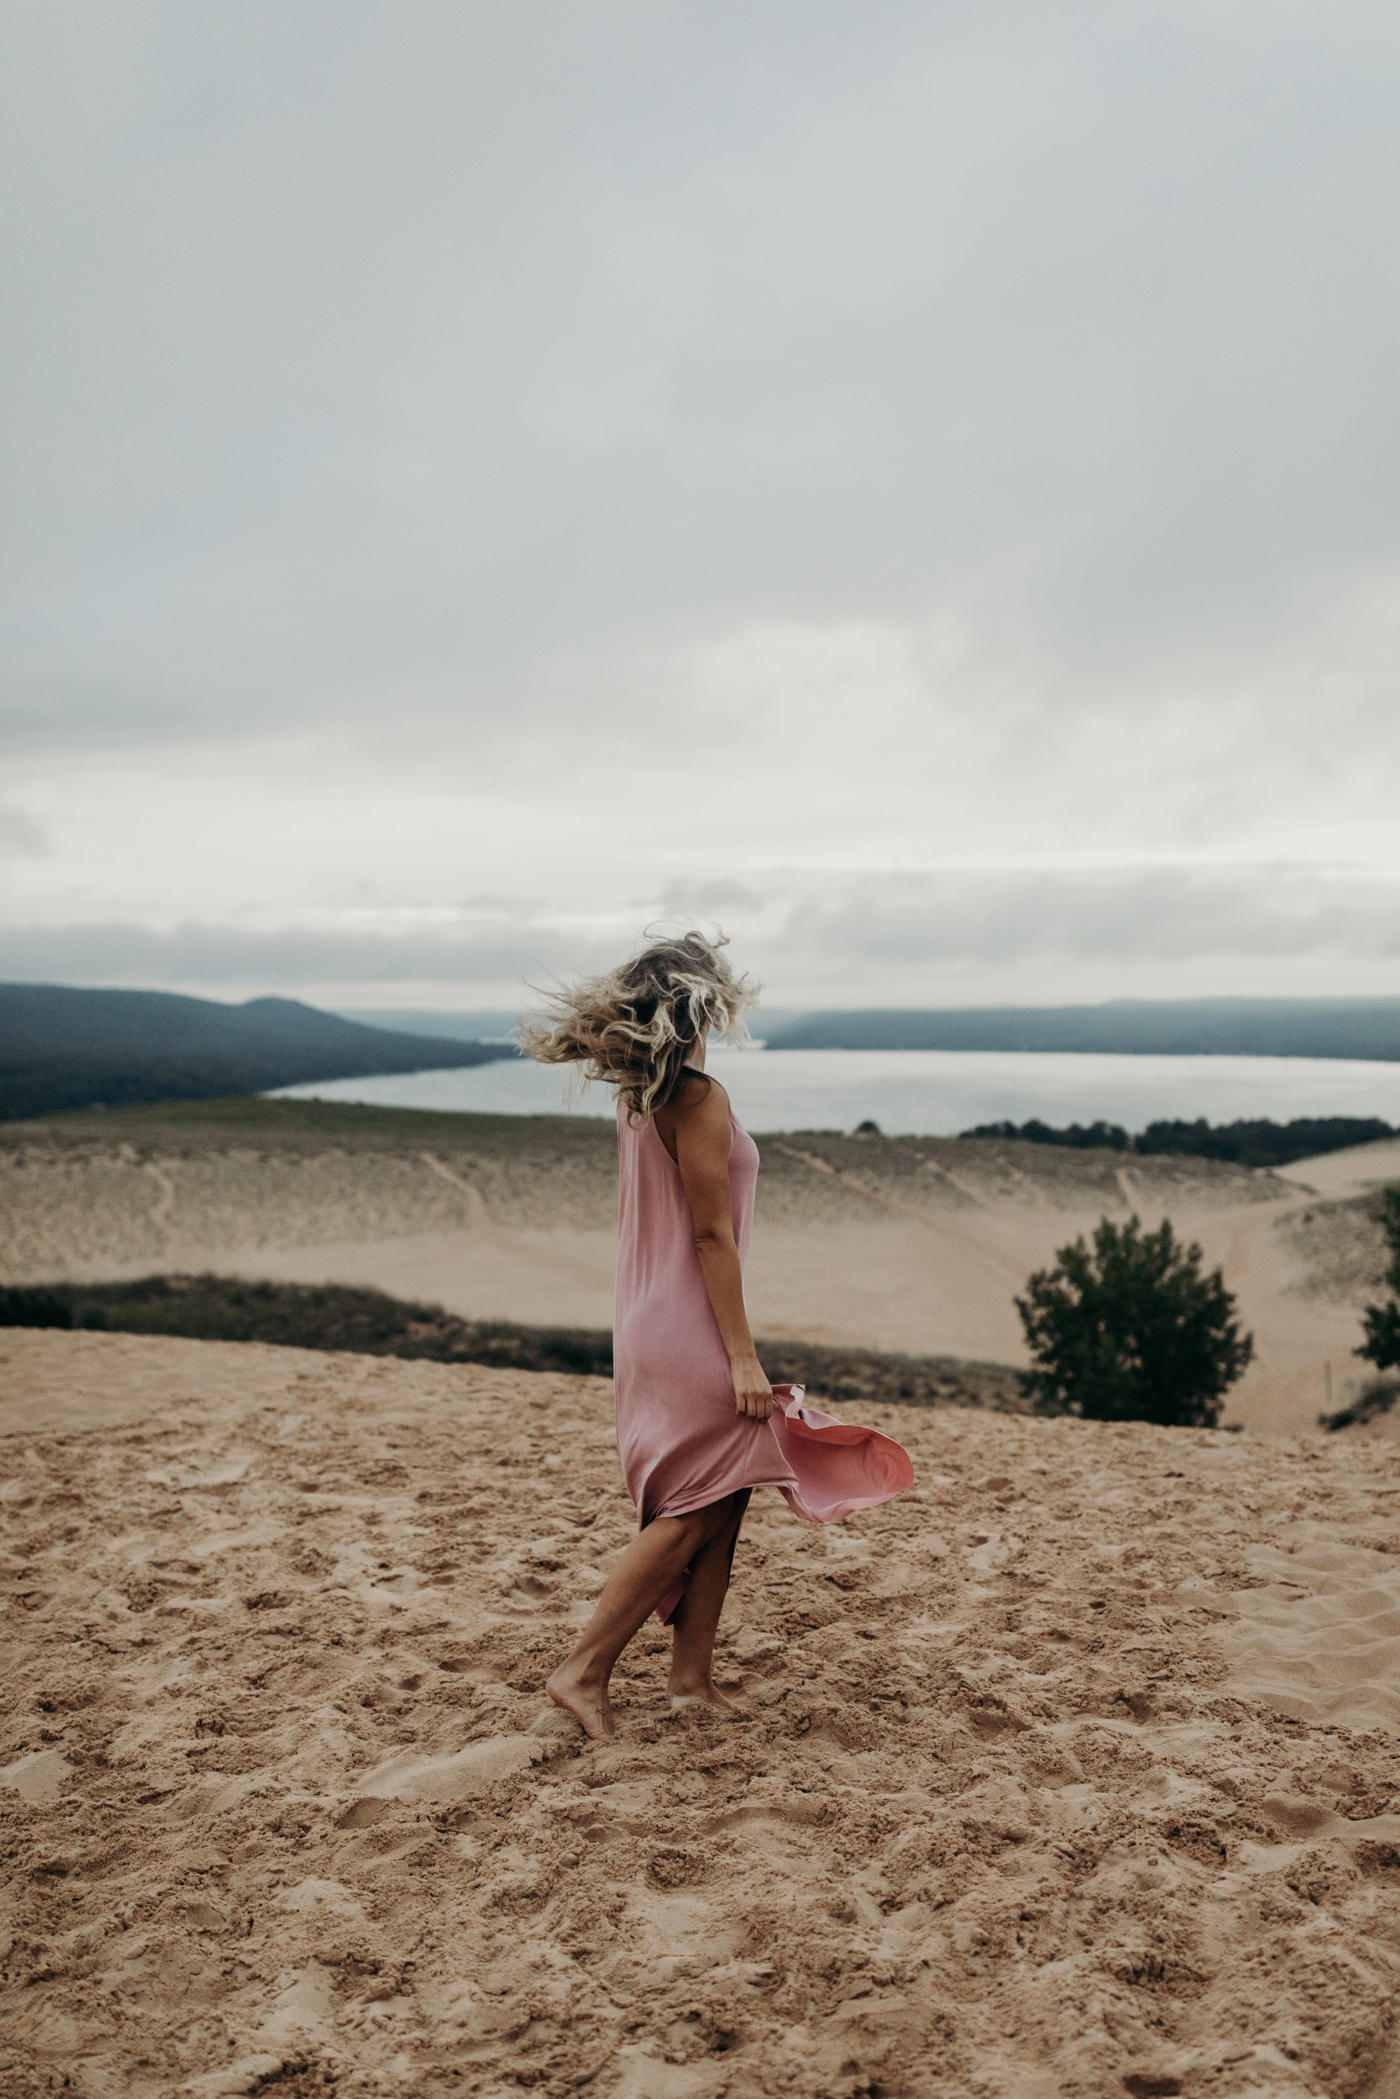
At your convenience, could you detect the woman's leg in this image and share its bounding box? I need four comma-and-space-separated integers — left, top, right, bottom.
668, 1490, 750, 1709
548, 1498, 740, 1741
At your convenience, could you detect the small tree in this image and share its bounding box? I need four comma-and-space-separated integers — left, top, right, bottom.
1357, 1186, 1400, 1373
1015, 1214, 1254, 1428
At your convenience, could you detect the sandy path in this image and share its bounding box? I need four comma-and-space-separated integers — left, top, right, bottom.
4, 1330, 1400, 2098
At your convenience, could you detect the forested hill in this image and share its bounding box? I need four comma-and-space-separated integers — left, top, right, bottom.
763, 997, 1400, 1061
0, 984, 515, 1122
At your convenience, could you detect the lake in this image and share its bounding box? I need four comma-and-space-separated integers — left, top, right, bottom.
270, 1047, 1400, 1136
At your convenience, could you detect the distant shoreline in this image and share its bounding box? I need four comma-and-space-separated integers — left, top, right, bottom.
761, 996, 1400, 1061
267, 1044, 1400, 1139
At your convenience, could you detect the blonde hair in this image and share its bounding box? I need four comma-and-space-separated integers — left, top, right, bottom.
518, 928, 758, 1119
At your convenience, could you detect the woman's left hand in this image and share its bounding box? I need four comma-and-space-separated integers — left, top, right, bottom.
731, 1357, 774, 1421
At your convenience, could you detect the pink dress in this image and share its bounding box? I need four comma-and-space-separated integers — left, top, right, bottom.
612, 1089, 914, 1621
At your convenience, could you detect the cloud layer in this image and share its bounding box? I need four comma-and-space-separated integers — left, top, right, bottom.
2, 3, 1399, 1004
6, 859, 1398, 1013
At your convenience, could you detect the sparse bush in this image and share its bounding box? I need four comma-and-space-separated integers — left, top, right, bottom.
1015, 1214, 1254, 1428
1357, 1186, 1400, 1373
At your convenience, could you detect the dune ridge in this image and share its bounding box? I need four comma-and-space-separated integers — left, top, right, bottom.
5, 1104, 1396, 1436
4, 1329, 1400, 2096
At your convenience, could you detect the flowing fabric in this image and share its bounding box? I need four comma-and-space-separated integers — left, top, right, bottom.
612, 1093, 914, 1622
767, 1384, 915, 1521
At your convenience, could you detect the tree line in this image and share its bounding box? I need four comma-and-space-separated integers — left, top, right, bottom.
962, 1114, 1393, 1170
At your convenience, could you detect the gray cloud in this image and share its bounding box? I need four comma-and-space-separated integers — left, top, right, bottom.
0, 919, 577, 991
4, 2, 1400, 756
0, 807, 45, 857
3, 4, 1398, 1006
658, 880, 766, 915
782, 867, 1400, 972
8, 863, 1399, 1008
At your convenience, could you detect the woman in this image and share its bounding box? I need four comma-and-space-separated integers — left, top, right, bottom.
520, 930, 911, 1742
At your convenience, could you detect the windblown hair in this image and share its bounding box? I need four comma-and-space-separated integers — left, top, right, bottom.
518, 929, 758, 1120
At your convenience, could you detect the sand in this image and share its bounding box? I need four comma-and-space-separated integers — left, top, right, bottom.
4, 1113, 1395, 1435
5, 1327, 1400, 2098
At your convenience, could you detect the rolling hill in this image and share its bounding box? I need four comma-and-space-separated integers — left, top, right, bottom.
763, 996, 1400, 1060
0, 983, 516, 1122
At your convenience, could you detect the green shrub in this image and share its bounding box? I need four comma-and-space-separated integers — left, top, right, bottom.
1357, 1186, 1400, 1374
1015, 1214, 1254, 1428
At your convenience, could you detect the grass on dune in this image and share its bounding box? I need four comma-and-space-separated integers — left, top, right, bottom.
0, 1094, 618, 1158
0, 1271, 1027, 1412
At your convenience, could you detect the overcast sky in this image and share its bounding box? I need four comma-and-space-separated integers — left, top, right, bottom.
3, 0, 1399, 1013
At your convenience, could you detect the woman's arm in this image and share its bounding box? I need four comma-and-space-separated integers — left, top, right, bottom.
657, 1076, 773, 1421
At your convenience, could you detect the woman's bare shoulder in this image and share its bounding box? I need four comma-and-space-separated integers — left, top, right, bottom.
679, 1069, 729, 1116
655, 1068, 729, 1141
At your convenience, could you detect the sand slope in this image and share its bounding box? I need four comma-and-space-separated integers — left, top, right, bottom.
7, 1110, 1396, 1434
1276, 1137, 1400, 1202
4, 1330, 1400, 2098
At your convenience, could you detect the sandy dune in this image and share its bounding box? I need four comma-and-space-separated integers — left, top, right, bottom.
5, 1327, 1400, 2097
6, 1110, 1396, 1436
1276, 1137, 1400, 1203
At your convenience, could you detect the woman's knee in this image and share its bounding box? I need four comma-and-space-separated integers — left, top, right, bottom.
660, 1495, 745, 1557
660, 1510, 711, 1557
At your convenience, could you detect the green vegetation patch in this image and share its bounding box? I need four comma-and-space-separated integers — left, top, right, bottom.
1015, 1213, 1254, 1429
0, 1273, 614, 1379
0, 984, 513, 1122
0, 1271, 1025, 1412
753, 1337, 1025, 1413
962, 1114, 1394, 1170
1, 1094, 618, 1161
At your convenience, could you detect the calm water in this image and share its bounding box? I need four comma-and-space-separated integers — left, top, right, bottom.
270, 1047, 1400, 1136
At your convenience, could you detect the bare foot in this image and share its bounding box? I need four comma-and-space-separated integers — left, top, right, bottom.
667, 1680, 746, 1717
548, 1662, 616, 1742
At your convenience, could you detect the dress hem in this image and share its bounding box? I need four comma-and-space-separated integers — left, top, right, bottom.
643, 1472, 798, 1527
